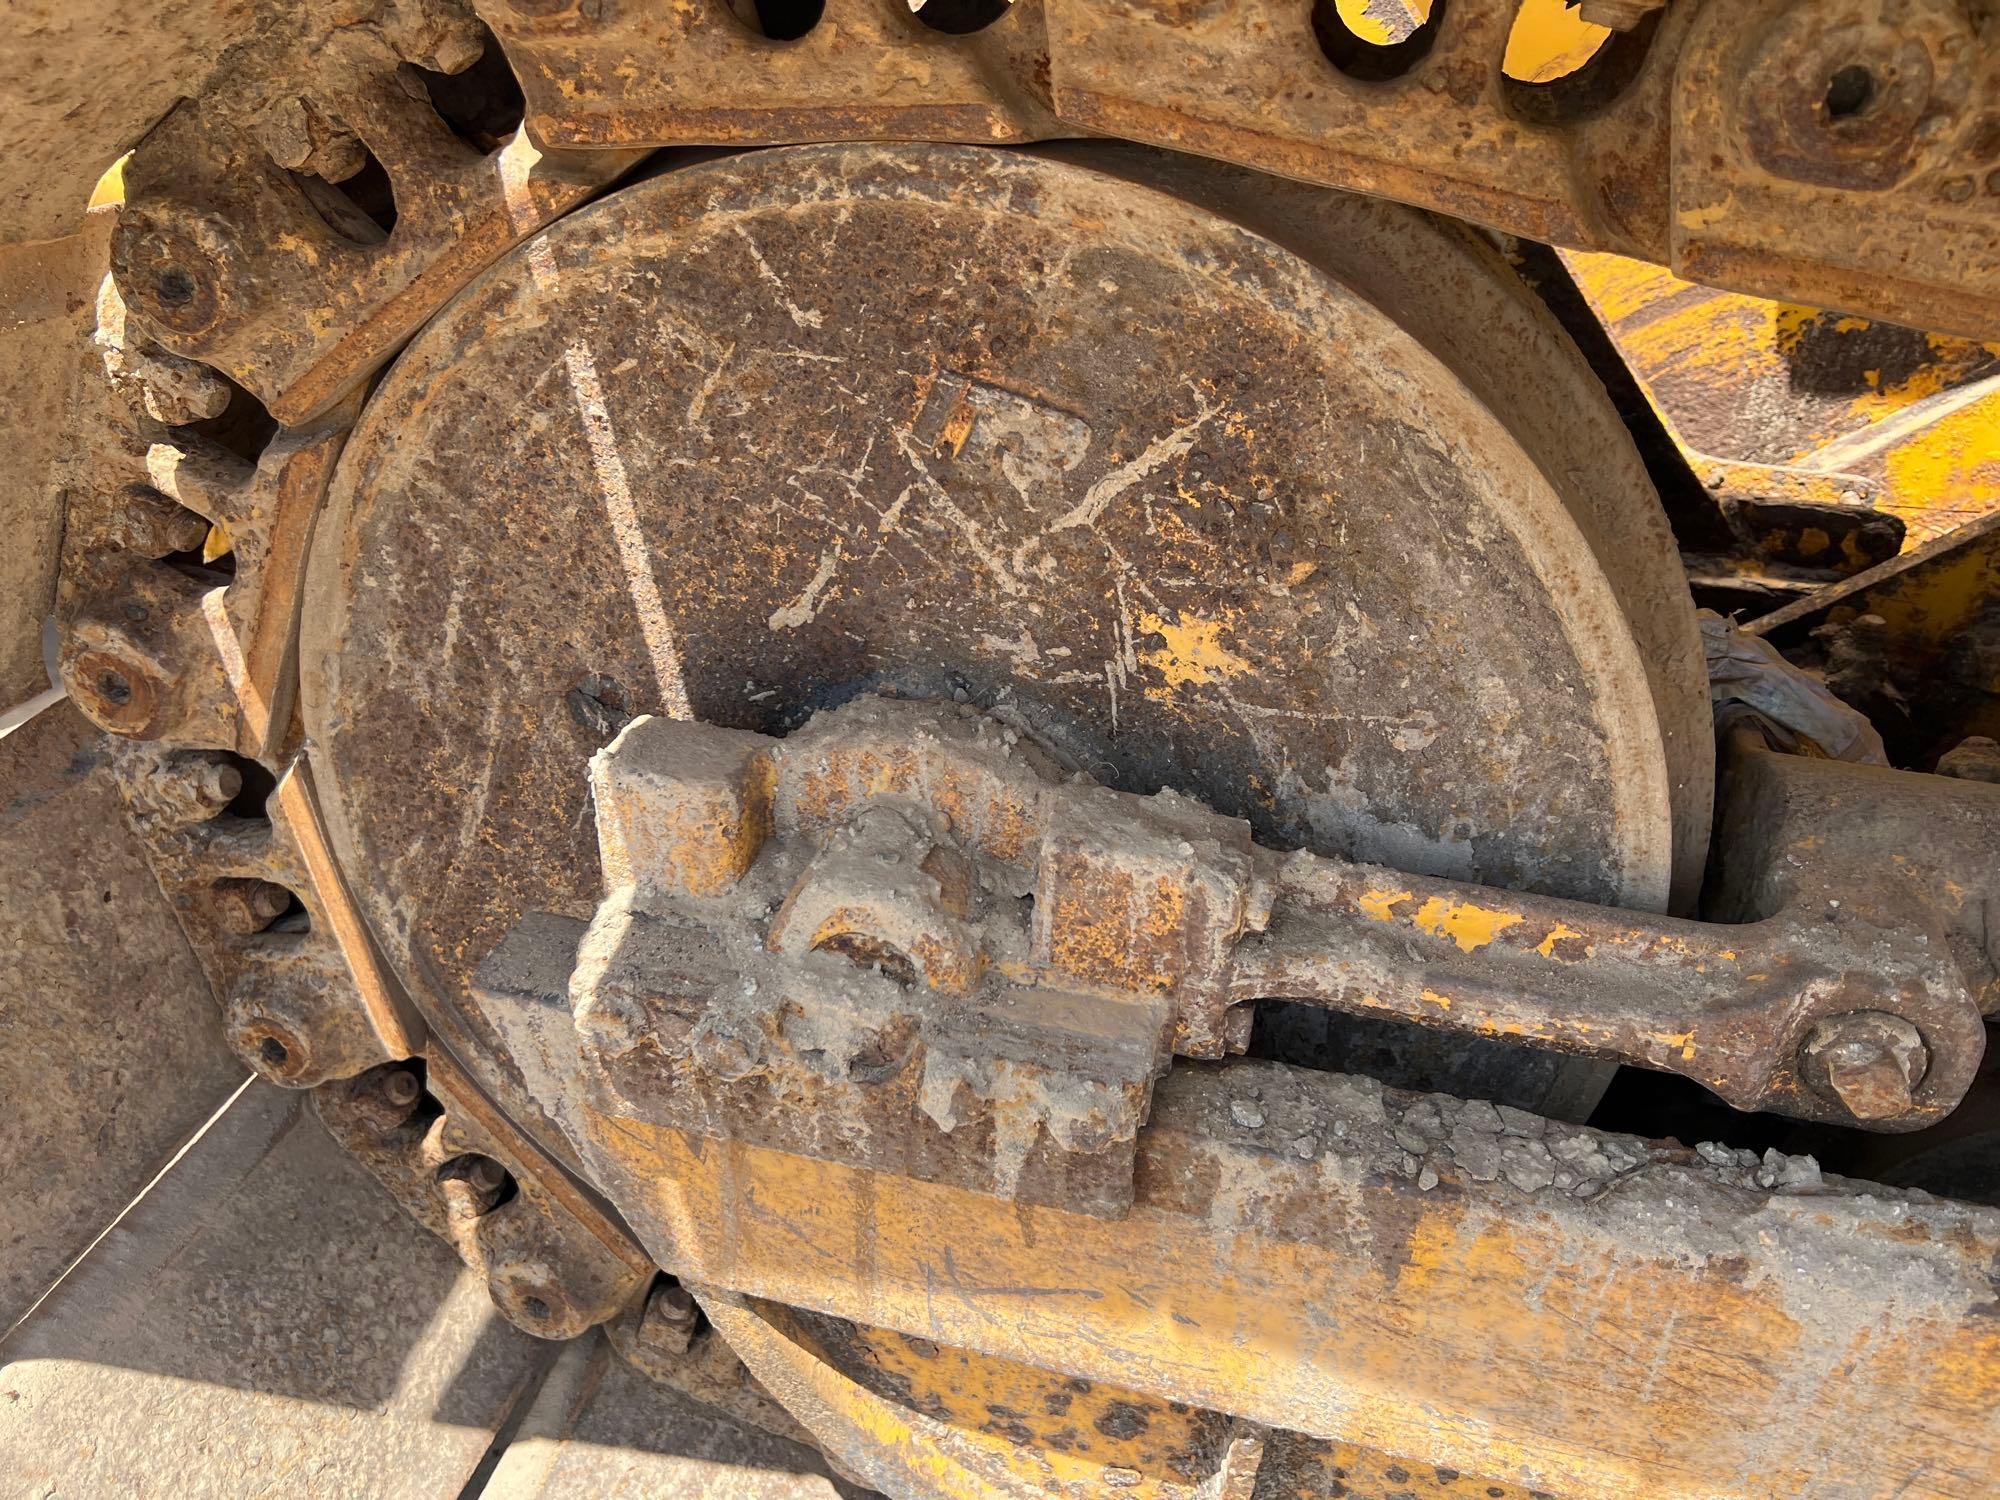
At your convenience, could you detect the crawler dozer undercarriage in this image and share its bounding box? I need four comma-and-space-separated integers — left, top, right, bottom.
4, 3, 2000, 1496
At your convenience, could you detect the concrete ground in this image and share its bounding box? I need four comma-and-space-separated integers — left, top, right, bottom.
0, 1081, 859, 1500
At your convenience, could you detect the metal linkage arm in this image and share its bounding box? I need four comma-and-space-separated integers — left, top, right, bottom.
480, 698, 1995, 1232
1223, 726, 1993, 1130
1229, 818, 1980, 1129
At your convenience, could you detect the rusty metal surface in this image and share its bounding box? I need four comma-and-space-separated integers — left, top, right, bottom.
301, 143, 1706, 1164
1039, 0, 2000, 340
44, 256, 437, 1090
484, 694, 1987, 1284
602, 1282, 829, 1449
316, 1047, 653, 1340
16, 2, 2000, 369
477, 0, 1060, 150
0, 699, 245, 1329
0, 2, 504, 248
114, 98, 642, 425
1232, 737, 1995, 1128
52, 262, 364, 760
1709, 734, 2000, 1021
1045, 0, 1677, 258
581, 1061, 2000, 1499
469, 697, 1994, 1483
119, 745, 424, 1089
16, 16, 2000, 1492
0, 1084, 558, 1496
1671, 0, 2000, 342
58, 394, 360, 759
484, 704, 1194, 1216
1037, 145, 1712, 917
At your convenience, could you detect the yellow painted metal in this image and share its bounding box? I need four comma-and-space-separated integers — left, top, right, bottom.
1335, 1, 1432, 47
1340, 0, 1610, 84
1878, 388, 2000, 541
707, 1290, 1176, 1499
1503, 0, 1610, 83
1568, 250, 2000, 546
87, 154, 126, 209
1258, 1439, 1538, 1499
586, 1061, 2000, 1499
706, 1291, 1531, 1500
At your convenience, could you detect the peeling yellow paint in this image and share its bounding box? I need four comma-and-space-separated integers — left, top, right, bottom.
1335, 0, 1431, 46
88, 154, 129, 208
1656, 1030, 1698, 1062
1138, 609, 1253, 690
1535, 921, 1583, 959
1359, 888, 1415, 923
1420, 988, 1453, 1011
1502, 0, 1608, 84
1412, 896, 1523, 953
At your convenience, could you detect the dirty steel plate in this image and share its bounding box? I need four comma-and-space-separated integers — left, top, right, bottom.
300, 143, 1704, 1148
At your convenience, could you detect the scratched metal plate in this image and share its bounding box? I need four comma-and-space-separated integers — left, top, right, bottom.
300, 143, 1692, 1137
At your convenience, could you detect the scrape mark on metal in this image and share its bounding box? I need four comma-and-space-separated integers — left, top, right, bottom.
769, 542, 846, 630
501, 136, 692, 720
1050, 394, 1220, 534
734, 223, 826, 331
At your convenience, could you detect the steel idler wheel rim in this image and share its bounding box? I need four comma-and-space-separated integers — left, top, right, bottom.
301, 141, 1705, 1162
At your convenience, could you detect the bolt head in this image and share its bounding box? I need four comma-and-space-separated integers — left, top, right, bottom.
382, 1068, 423, 1108
113, 209, 237, 336
636, 1279, 701, 1356
354, 1064, 424, 1132
1803, 1012, 1928, 1122
467, 1155, 510, 1195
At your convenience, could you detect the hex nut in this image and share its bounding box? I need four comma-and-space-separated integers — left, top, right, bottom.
438, 1153, 513, 1218
353, 1062, 426, 1132
635, 1278, 702, 1358
1802, 1011, 1928, 1121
